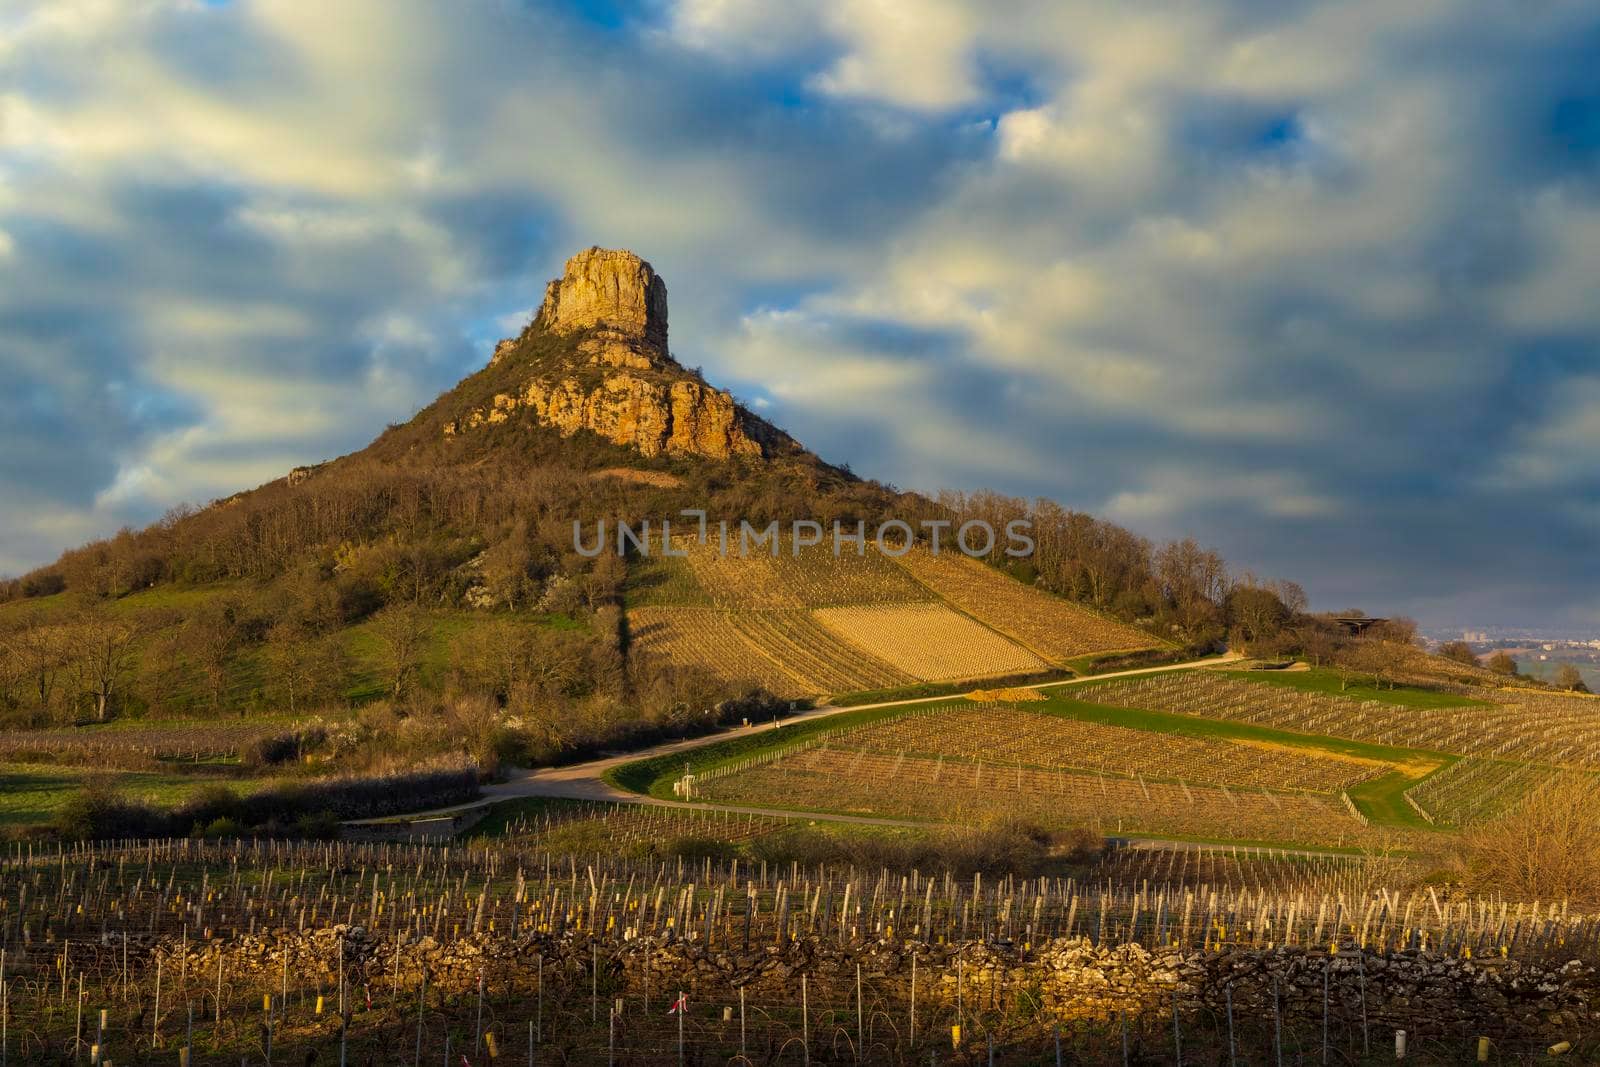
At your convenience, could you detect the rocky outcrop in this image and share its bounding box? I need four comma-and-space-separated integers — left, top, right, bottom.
445, 373, 773, 458
536, 246, 668, 350
448, 247, 790, 460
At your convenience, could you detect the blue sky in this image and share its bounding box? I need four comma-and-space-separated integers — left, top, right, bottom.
1, 0, 1598, 630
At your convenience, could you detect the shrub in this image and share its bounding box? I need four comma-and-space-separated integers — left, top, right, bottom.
1463, 776, 1600, 901
663, 835, 739, 862
55, 767, 479, 842
54, 779, 164, 840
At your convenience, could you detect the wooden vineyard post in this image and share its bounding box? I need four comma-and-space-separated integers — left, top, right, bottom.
910, 953, 916, 1048
414, 968, 426, 1067
338, 934, 347, 1067
478, 969, 487, 1056
802, 974, 810, 1066
856, 963, 864, 1063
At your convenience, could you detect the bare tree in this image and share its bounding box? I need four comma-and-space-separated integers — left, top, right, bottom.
65, 609, 143, 722
1486, 651, 1519, 677
1269, 579, 1308, 616
0, 616, 71, 715
1437, 641, 1479, 668
180, 599, 247, 713
1225, 584, 1289, 649
480, 526, 535, 610
263, 621, 349, 713
371, 604, 430, 701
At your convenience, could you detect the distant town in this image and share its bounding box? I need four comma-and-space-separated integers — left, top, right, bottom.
1422, 627, 1600, 689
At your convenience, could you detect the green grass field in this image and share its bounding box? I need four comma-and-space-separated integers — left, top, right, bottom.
0, 763, 273, 826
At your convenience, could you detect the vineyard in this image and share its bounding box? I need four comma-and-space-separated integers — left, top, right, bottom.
626, 607, 807, 696
892, 546, 1161, 662
1092, 844, 1426, 899
497, 799, 800, 852
677, 537, 933, 609
1401, 757, 1595, 827
825, 703, 1382, 793
0, 720, 295, 769
1082, 672, 1600, 766
626, 607, 913, 698
622, 537, 1169, 695
811, 603, 1047, 682
696, 744, 1375, 847
0, 837, 1592, 1064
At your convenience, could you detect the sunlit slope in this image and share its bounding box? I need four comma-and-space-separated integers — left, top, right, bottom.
624, 539, 1156, 697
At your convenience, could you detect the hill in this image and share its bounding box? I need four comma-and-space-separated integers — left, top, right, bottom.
0, 246, 1514, 820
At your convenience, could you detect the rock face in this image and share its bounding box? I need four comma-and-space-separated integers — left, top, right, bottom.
447, 247, 792, 461
537, 246, 669, 351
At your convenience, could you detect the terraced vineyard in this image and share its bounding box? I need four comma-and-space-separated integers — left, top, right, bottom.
624, 536, 1168, 695
812, 602, 1047, 681
837, 704, 1381, 793
893, 546, 1161, 661
697, 744, 1371, 846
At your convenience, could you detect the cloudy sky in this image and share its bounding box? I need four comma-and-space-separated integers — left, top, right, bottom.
2, 0, 1598, 629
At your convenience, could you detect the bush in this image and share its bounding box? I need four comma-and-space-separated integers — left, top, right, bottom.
53, 766, 479, 842
747, 818, 1098, 877
1463, 776, 1600, 901
54, 779, 165, 840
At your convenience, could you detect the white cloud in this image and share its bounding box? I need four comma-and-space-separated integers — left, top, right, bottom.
2, 0, 1599, 626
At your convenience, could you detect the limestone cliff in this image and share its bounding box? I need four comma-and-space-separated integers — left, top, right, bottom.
448, 247, 794, 461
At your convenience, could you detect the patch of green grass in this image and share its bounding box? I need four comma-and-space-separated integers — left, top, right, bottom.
1214, 667, 1489, 708
342, 609, 583, 703
1348, 768, 1449, 830
462, 796, 576, 838
1060, 648, 1192, 676
1030, 692, 1449, 766
0, 763, 274, 827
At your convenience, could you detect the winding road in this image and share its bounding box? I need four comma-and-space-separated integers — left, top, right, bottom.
353, 652, 1243, 833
